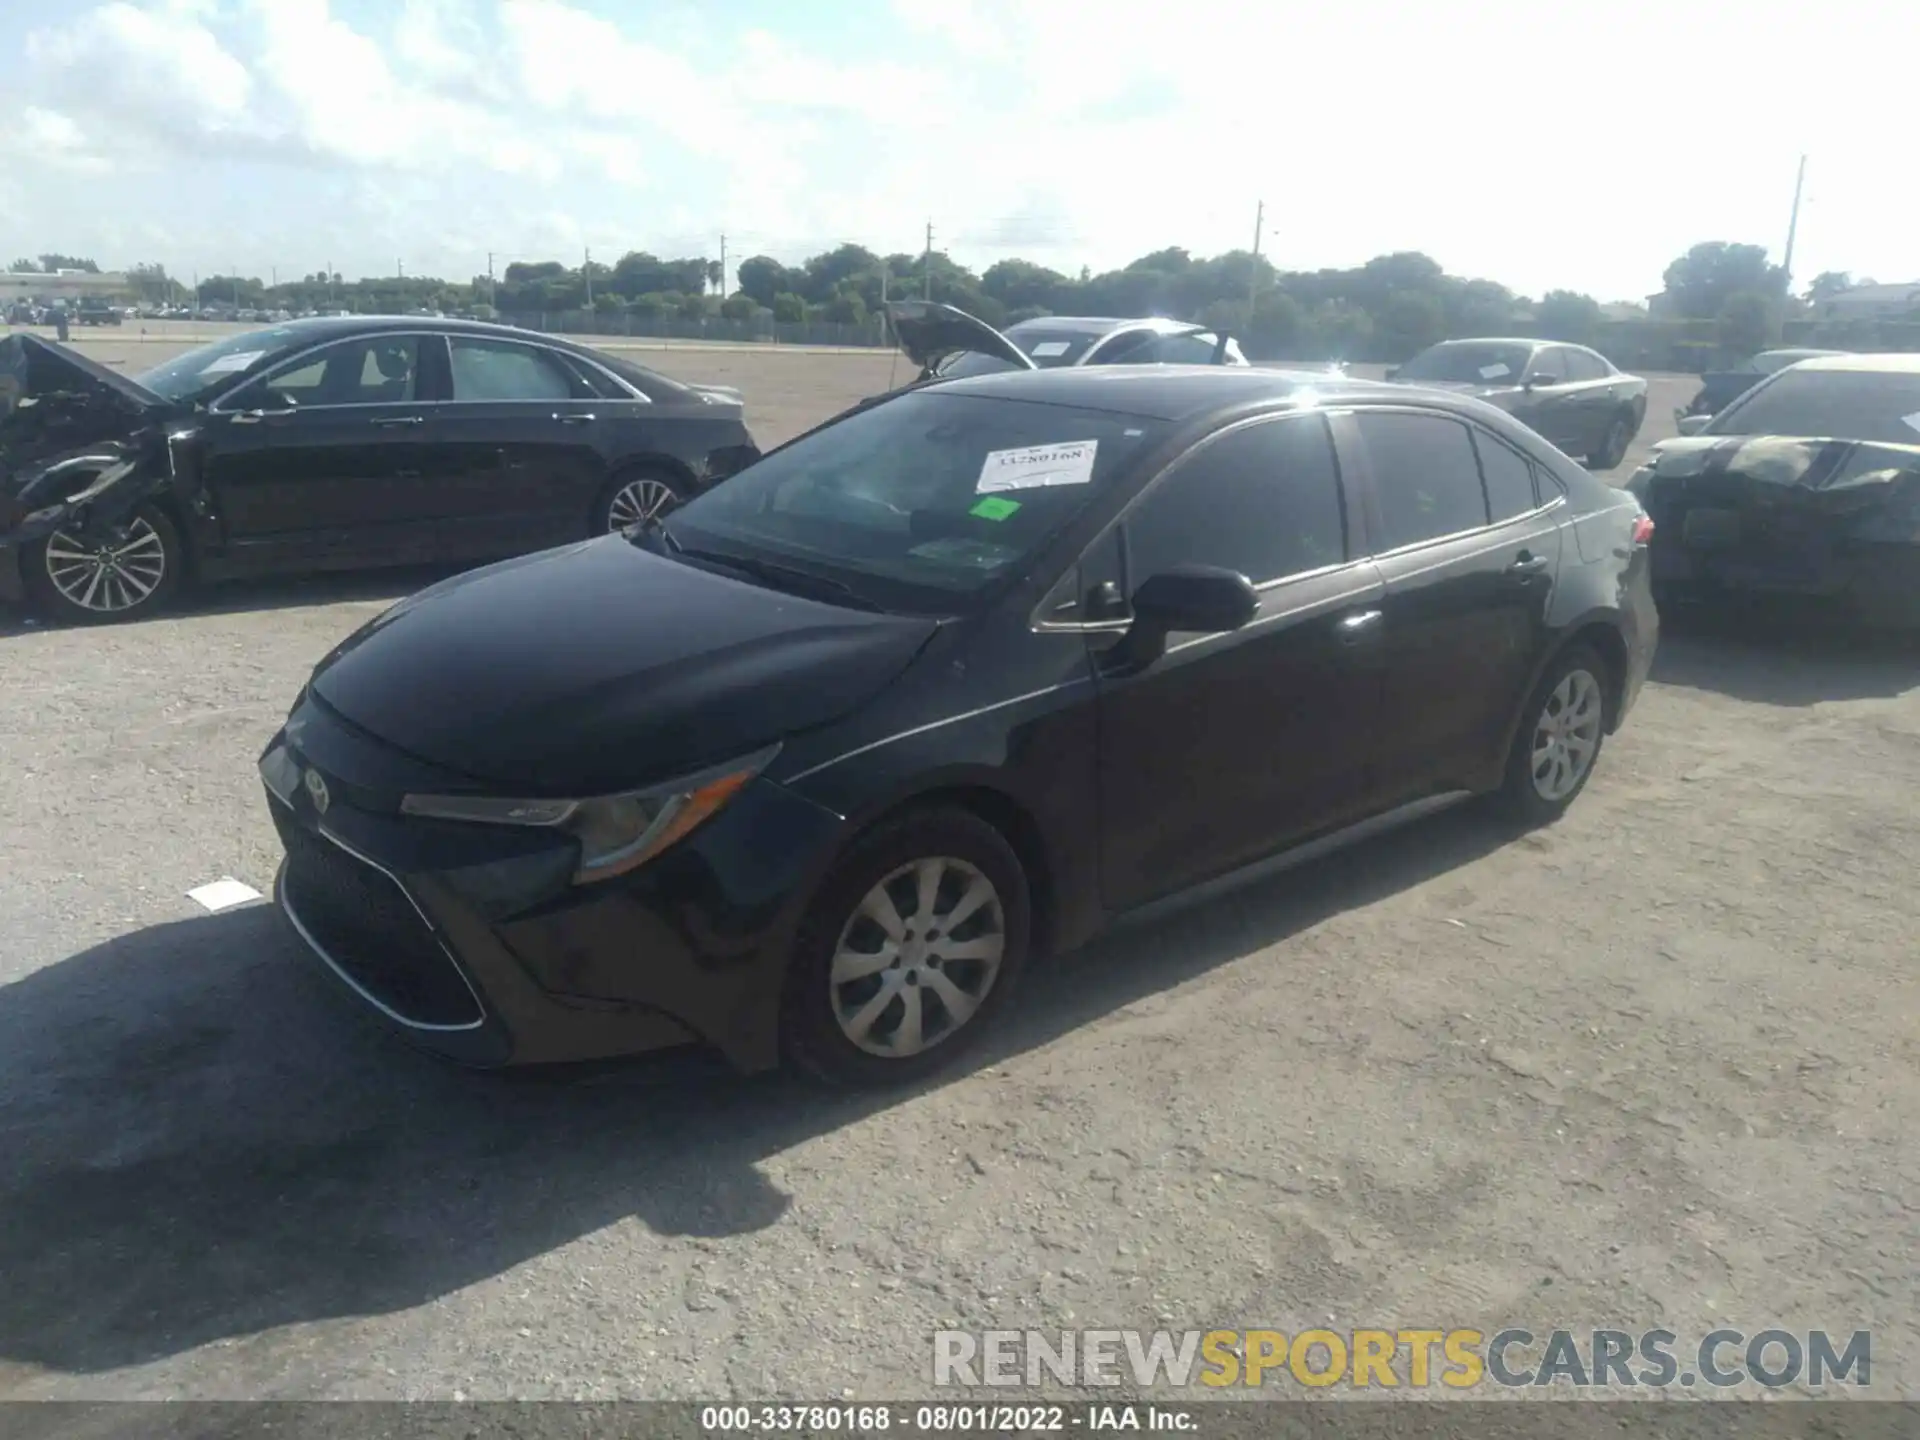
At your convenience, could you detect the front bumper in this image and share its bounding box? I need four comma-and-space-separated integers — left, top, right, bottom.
260, 699, 846, 1070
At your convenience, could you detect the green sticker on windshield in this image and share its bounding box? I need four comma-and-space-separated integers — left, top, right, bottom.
970, 496, 1022, 521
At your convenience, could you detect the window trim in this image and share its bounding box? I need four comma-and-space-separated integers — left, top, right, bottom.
207, 329, 648, 413
1029, 407, 1360, 632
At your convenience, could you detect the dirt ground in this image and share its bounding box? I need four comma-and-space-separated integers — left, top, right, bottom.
1, 332, 1915, 1403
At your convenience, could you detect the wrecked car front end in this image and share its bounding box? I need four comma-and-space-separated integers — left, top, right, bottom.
0, 334, 196, 607
1626, 434, 1920, 625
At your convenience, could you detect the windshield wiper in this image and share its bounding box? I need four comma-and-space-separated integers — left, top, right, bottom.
670, 544, 887, 612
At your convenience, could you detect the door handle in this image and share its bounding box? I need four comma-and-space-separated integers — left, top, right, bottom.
553, 412, 597, 425
1335, 608, 1384, 646
372, 415, 425, 428
1505, 551, 1551, 579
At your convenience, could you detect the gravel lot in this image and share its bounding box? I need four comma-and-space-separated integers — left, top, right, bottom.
2, 332, 1916, 1402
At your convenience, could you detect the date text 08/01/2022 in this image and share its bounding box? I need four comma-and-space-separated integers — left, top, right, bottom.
699, 1403, 1196, 1433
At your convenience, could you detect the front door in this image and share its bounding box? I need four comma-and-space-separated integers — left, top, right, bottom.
1510, 345, 1576, 451
1557, 346, 1617, 458
1092, 411, 1388, 912
204, 333, 447, 567
1348, 407, 1564, 804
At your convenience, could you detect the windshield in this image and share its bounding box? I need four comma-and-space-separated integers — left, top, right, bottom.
659, 391, 1164, 613
135, 327, 308, 401
1397, 342, 1534, 385
1707, 369, 1920, 447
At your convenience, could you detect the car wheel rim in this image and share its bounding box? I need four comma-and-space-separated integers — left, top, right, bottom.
43, 519, 166, 612
829, 856, 1006, 1060
1604, 420, 1627, 460
607, 478, 676, 531
1530, 667, 1603, 801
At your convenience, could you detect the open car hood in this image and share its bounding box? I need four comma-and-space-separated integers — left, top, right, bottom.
1, 334, 183, 493
885, 301, 1035, 378
1639, 434, 1920, 528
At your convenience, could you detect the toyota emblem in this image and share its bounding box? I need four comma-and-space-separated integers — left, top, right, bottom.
303, 768, 331, 814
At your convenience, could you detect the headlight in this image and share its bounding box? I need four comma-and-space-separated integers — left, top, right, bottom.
399, 744, 779, 885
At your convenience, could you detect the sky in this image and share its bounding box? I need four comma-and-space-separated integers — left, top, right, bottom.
2, 0, 1912, 303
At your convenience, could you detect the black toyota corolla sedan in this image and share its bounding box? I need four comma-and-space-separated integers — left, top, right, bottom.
0, 320, 757, 623
261, 365, 1658, 1085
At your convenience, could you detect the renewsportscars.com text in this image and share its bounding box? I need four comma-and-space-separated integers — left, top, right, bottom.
933, 1328, 1871, 1390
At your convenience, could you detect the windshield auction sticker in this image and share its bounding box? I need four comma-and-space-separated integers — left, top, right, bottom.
977, 440, 1098, 493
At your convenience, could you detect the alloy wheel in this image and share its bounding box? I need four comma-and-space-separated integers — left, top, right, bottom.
829, 856, 1006, 1059
1530, 668, 1603, 801
42, 518, 167, 614
606, 477, 677, 531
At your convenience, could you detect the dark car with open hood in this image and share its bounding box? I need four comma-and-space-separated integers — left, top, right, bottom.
1386, 338, 1649, 470
1626, 353, 1920, 626
0, 320, 758, 623
260, 362, 1657, 1085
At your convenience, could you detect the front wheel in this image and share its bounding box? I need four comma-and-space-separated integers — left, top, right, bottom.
25, 501, 184, 624
594, 466, 690, 534
1494, 645, 1610, 827
781, 807, 1032, 1088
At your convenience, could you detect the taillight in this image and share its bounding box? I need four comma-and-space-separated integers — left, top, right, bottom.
1631, 515, 1655, 546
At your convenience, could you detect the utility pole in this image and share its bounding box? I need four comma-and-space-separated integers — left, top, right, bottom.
231, 267, 239, 308
718, 233, 727, 297
487, 251, 496, 307
1781, 154, 1808, 300
1248, 199, 1264, 311
923, 220, 934, 301
584, 247, 592, 307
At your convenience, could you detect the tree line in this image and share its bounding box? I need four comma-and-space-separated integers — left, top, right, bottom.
13, 241, 1898, 364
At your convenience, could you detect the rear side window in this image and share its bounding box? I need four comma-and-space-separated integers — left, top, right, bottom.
1356, 411, 1490, 549
450, 337, 581, 401
1471, 428, 1541, 521
1124, 413, 1347, 586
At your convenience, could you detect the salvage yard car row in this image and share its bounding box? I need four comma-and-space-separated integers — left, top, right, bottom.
2, 315, 1917, 1083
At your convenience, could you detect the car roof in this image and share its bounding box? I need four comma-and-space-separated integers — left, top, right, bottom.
238, 314, 552, 344
1788, 352, 1920, 374
924, 364, 1403, 421
1424, 336, 1544, 349
1001, 315, 1197, 337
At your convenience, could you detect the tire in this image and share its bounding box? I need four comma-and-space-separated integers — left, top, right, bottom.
593, 465, 691, 535
1587, 410, 1634, 471
780, 806, 1033, 1088
24, 501, 184, 625
1494, 644, 1610, 827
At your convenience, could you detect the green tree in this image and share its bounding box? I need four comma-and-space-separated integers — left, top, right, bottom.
719, 295, 759, 321
1804, 270, 1854, 304
9, 258, 40, 273
980, 259, 1067, 313
1660, 242, 1783, 320
1717, 291, 1777, 354
736, 255, 795, 308
771, 292, 807, 324
1535, 290, 1603, 344
39, 254, 98, 273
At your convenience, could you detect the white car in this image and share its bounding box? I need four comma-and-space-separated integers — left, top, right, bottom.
887, 301, 1250, 381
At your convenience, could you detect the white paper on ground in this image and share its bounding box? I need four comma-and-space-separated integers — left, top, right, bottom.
976, 440, 1098, 493
1478, 363, 1511, 380
188, 877, 263, 912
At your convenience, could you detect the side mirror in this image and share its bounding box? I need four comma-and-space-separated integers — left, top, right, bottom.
1523, 373, 1556, 390
1105, 565, 1259, 672
1677, 413, 1711, 436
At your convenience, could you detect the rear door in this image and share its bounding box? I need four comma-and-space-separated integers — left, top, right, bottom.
436, 333, 611, 557
203, 333, 443, 565
1346, 407, 1563, 804
1091, 411, 1388, 910
1559, 346, 1616, 456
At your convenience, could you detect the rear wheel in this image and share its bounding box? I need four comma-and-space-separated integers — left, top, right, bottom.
25, 501, 183, 624
594, 466, 690, 534
1495, 645, 1609, 827
781, 807, 1032, 1088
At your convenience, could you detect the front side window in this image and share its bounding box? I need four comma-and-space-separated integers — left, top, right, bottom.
1124, 413, 1347, 586
228, 335, 420, 409
1527, 348, 1568, 384
449, 337, 580, 401
1356, 411, 1490, 550
662, 391, 1165, 612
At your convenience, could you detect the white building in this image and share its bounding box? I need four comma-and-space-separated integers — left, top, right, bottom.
1813, 282, 1920, 322
0, 269, 129, 302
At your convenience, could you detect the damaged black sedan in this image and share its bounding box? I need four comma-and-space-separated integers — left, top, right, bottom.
0, 321, 758, 624
1627, 353, 1920, 625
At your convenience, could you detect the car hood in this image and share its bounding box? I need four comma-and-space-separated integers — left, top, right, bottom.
1, 334, 190, 514
309, 535, 942, 795
1635, 433, 1920, 527
886, 301, 1035, 377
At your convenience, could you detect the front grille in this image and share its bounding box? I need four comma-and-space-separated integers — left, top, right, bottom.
278, 816, 485, 1028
